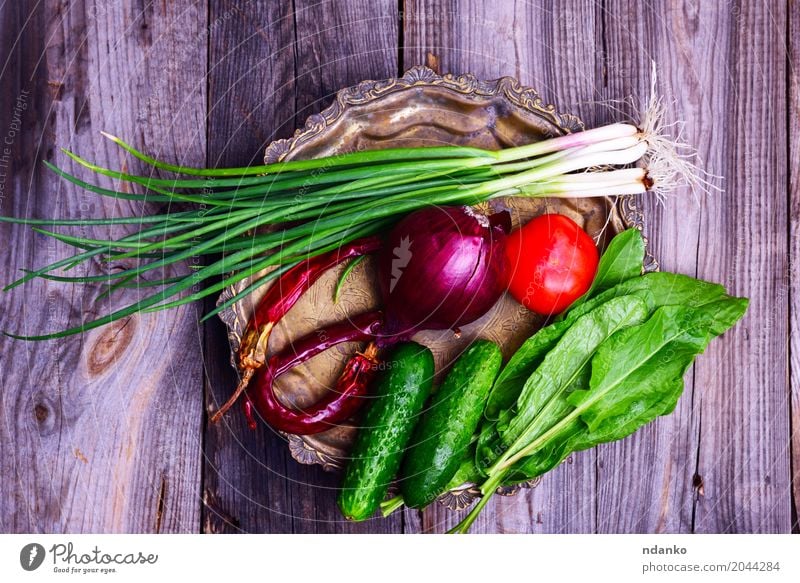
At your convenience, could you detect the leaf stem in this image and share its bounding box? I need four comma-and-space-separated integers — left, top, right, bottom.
447, 473, 504, 534
379, 495, 405, 517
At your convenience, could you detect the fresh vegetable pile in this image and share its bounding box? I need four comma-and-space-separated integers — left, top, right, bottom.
338, 228, 747, 532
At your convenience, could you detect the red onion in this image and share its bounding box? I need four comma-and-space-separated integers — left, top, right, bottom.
377, 205, 510, 343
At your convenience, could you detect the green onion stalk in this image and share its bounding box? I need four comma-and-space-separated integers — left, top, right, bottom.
1, 120, 691, 340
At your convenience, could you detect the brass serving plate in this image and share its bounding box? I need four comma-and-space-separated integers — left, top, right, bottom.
216, 66, 654, 509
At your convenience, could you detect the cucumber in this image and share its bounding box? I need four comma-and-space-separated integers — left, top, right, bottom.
400, 339, 502, 508
337, 342, 435, 521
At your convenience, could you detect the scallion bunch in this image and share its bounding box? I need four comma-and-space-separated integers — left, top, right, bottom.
1, 118, 694, 340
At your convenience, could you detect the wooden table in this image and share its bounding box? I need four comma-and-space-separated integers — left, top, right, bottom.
0, 0, 796, 534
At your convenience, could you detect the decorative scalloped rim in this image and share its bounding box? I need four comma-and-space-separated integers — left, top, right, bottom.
286, 433, 343, 473
217, 65, 654, 508
263, 67, 586, 165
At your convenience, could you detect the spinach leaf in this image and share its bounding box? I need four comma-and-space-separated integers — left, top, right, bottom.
487, 272, 728, 420
503, 297, 748, 483
484, 321, 568, 419
477, 294, 650, 471
571, 297, 749, 430
575, 272, 728, 325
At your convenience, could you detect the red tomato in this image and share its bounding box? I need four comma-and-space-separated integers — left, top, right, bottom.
504, 214, 599, 315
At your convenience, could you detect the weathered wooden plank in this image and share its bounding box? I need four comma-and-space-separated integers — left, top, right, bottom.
293, 0, 399, 125
687, 0, 791, 534
0, 0, 206, 533
203, 0, 298, 534
790, 0, 800, 535
203, 0, 401, 534
403, 0, 601, 534
688, 0, 790, 533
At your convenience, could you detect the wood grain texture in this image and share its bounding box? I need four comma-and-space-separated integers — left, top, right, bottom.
790, 0, 800, 535
595, 0, 791, 535
293, 0, 399, 125
689, 0, 790, 533
202, 0, 298, 535
588, 0, 792, 534
0, 0, 206, 533
202, 0, 402, 534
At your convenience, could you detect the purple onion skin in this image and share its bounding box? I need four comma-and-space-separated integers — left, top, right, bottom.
377, 206, 510, 343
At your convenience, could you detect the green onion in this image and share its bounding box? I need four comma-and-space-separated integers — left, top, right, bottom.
2, 117, 700, 339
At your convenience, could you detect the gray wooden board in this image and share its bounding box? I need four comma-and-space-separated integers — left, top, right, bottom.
201, 0, 298, 536
0, 0, 795, 533
595, 0, 706, 534
0, 0, 206, 533
790, 0, 800, 535
687, 0, 791, 533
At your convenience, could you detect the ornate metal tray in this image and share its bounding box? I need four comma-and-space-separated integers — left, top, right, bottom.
217, 66, 652, 509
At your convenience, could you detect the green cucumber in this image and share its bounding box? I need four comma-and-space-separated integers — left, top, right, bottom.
400, 339, 502, 508
337, 342, 435, 521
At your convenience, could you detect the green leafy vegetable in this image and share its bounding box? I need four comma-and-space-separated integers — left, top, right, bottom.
484, 321, 568, 419
581, 272, 727, 322
452, 293, 747, 533
477, 295, 651, 473
504, 298, 748, 483
487, 266, 730, 420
